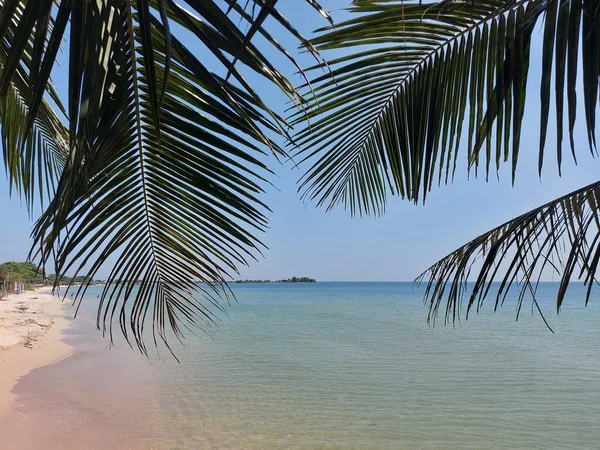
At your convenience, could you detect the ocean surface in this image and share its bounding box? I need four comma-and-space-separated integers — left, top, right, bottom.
3, 282, 600, 449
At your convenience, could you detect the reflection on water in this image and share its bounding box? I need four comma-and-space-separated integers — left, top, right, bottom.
2, 283, 600, 449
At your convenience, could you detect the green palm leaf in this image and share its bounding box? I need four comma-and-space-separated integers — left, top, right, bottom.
417, 179, 600, 327
0, 0, 327, 352
290, 0, 599, 323
0, 0, 69, 211
293, 0, 599, 215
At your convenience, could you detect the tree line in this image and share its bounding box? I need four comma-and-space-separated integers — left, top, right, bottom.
232, 277, 317, 284
0, 261, 94, 296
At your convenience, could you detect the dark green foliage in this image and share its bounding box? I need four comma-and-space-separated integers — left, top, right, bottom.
233, 277, 316, 283
417, 181, 600, 327
277, 277, 316, 283
0, 0, 329, 352
293, 0, 600, 324
47, 274, 94, 285
294, 0, 599, 214
0, 261, 44, 284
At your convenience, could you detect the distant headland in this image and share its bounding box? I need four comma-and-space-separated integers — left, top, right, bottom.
232, 277, 316, 284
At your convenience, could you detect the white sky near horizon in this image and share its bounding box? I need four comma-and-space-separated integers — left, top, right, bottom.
0, 1, 599, 282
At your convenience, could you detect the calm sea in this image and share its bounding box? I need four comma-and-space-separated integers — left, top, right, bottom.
4, 282, 600, 449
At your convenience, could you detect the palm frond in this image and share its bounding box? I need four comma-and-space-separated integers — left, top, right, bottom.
0, 0, 69, 210
417, 180, 600, 327
0, 0, 327, 352
293, 0, 600, 216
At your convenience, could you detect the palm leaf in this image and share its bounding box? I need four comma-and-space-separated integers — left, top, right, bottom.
0, 0, 327, 352
0, 0, 69, 211
293, 0, 599, 215
417, 179, 600, 326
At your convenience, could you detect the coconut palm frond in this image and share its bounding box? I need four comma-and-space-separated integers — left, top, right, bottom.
0, 0, 326, 352
417, 180, 600, 327
293, 0, 599, 216
0, 0, 69, 210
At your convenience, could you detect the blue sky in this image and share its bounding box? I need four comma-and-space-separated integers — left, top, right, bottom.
0, 2, 598, 281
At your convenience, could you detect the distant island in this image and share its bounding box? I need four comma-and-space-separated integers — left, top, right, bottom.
233, 277, 316, 284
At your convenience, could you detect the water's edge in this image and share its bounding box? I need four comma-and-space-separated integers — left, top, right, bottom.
1, 282, 599, 449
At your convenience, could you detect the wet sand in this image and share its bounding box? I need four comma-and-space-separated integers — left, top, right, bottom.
0, 289, 72, 417
0, 293, 163, 449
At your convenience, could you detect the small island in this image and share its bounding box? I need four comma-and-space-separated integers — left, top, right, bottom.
232, 277, 316, 284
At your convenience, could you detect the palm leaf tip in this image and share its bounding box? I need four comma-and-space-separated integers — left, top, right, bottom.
418, 180, 600, 328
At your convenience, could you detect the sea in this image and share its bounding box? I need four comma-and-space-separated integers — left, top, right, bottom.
2, 282, 600, 449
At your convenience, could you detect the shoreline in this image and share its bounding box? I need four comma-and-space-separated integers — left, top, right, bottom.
0, 285, 163, 449
0, 288, 73, 417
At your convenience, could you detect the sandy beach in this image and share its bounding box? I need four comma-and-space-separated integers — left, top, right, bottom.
0, 288, 72, 417
0, 286, 161, 449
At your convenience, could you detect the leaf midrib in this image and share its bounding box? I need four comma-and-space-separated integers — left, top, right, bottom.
335, 0, 531, 190
125, 0, 164, 286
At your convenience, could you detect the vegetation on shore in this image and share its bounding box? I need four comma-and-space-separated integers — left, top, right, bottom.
0, 262, 42, 297
0, 261, 97, 296
233, 277, 316, 284
0, 262, 45, 285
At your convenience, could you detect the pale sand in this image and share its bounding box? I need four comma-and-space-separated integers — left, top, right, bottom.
0, 288, 73, 416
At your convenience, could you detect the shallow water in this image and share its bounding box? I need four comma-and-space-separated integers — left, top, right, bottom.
1, 309, 160, 450
3, 282, 600, 449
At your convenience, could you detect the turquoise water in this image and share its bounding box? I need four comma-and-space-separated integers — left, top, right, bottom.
11, 282, 600, 448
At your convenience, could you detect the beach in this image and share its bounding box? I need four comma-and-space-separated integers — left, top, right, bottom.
0, 288, 72, 417
0, 283, 599, 448
0, 287, 161, 449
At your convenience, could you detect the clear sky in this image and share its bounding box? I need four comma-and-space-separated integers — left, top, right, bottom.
0, 2, 598, 281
